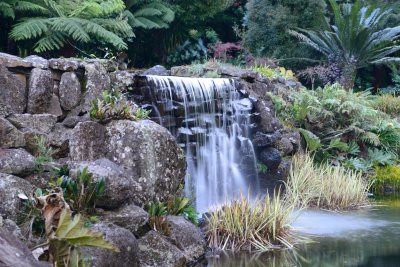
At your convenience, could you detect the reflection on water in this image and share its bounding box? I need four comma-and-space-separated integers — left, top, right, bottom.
207, 202, 400, 267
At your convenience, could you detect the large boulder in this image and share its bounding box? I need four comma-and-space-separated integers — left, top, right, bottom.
7, 114, 57, 134
0, 65, 27, 117
71, 158, 140, 209
0, 173, 34, 221
27, 68, 54, 114
0, 117, 25, 148
0, 52, 32, 68
102, 204, 149, 237
24, 55, 49, 69
59, 72, 82, 110
0, 228, 50, 267
105, 120, 186, 206
47, 94, 63, 117
138, 231, 186, 267
142, 65, 169, 76
48, 58, 80, 71
69, 121, 106, 161
259, 147, 282, 171
0, 148, 36, 176
82, 222, 139, 267
167, 216, 206, 262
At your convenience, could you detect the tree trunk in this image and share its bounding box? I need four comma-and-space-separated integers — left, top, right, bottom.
340, 63, 357, 90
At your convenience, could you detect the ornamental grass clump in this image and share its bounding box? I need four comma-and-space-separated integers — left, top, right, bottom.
206, 192, 296, 252
286, 154, 371, 210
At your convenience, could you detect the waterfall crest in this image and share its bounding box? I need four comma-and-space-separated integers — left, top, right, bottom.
146, 75, 259, 212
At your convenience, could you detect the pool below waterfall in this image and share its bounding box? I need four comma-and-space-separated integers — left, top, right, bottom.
207, 198, 400, 267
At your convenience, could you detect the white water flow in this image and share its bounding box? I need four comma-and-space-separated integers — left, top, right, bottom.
146, 75, 259, 213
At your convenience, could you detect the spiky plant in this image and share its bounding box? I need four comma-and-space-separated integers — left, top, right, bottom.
9, 0, 134, 52
123, 0, 174, 30
289, 0, 400, 89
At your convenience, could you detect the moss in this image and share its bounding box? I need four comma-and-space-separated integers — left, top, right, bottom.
373, 165, 400, 194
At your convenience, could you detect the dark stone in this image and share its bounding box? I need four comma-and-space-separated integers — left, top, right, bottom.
24, 55, 48, 69
102, 204, 149, 237
167, 216, 206, 262
0, 228, 50, 267
0, 117, 25, 148
69, 121, 106, 161
27, 68, 54, 114
0, 172, 34, 221
0, 65, 27, 117
0, 148, 35, 176
7, 114, 57, 134
253, 132, 278, 148
138, 230, 186, 267
82, 222, 139, 267
62, 115, 90, 128
59, 72, 81, 110
0, 52, 32, 68
142, 65, 169, 76
48, 58, 79, 71
259, 147, 282, 171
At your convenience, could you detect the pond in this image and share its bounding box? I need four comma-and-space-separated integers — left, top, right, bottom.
207, 197, 400, 267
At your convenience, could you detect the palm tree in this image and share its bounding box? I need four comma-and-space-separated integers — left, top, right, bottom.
9, 0, 134, 53
289, 0, 400, 89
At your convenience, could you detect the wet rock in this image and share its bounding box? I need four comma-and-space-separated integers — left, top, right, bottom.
7, 114, 57, 134
24, 55, 49, 69
82, 222, 139, 267
110, 71, 136, 90
48, 58, 79, 71
27, 68, 54, 114
170, 66, 195, 77
259, 147, 282, 171
80, 62, 110, 112
0, 228, 50, 267
59, 72, 81, 110
102, 204, 149, 237
253, 132, 278, 148
138, 230, 186, 267
69, 121, 106, 161
0, 52, 32, 68
0, 117, 25, 148
0, 148, 36, 176
71, 158, 140, 209
0, 173, 34, 221
167, 216, 206, 262
47, 94, 63, 117
142, 65, 169, 76
62, 115, 90, 128
274, 137, 294, 156
0, 65, 27, 117
254, 100, 283, 133
218, 66, 260, 82
106, 120, 186, 206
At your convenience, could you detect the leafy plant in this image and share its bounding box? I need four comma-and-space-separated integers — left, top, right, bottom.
253, 65, 294, 80
373, 94, 400, 117
166, 196, 198, 225
90, 90, 143, 123
9, 0, 133, 52
34, 136, 54, 173
57, 167, 105, 215
289, 0, 400, 89
257, 162, 268, 174
285, 153, 371, 210
146, 201, 170, 235
49, 210, 119, 267
373, 165, 400, 194
133, 108, 151, 120
206, 192, 296, 252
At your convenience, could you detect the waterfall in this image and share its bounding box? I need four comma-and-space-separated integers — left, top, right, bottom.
146, 75, 259, 213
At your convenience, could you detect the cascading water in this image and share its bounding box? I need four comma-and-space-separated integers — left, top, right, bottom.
146, 75, 259, 213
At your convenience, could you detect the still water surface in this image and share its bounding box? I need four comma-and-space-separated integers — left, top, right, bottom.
207, 198, 400, 267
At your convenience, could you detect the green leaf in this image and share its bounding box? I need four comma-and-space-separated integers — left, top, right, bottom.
299, 128, 322, 152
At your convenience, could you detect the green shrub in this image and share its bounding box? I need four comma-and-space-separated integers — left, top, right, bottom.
374, 94, 400, 117
253, 65, 294, 80
33, 136, 54, 173
206, 192, 296, 252
57, 167, 105, 215
166, 196, 198, 225
274, 83, 400, 172
285, 154, 371, 210
146, 201, 170, 235
90, 90, 149, 123
373, 165, 400, 194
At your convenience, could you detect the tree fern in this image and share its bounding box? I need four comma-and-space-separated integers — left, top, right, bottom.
9, 0, 133, 52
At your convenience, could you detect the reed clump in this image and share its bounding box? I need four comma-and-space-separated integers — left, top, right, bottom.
285, 153, 371, 210
205, 192, 296, 252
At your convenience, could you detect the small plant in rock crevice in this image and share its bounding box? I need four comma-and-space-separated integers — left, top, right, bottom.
90, 89, 150, 123
167, 196, 199, 225
146, 201, 170, 236
33, 136, 54, 173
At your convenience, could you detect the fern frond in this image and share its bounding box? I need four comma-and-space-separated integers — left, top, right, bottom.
34, 32, 66, 53
10, 17, 49, 40
51, 17, 91, 43
361, 131, 381, 146
0, 2, 15, 19
100, 0, 125, 16
14, 1, 48, 14
91, 18, 134, 38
